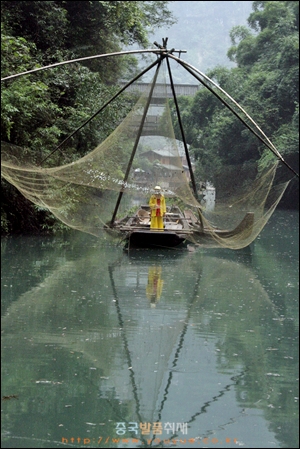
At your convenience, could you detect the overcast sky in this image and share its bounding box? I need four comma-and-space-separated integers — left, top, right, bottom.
142, 1, 254, 83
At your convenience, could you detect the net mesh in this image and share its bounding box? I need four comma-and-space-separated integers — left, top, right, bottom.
1, 58, 292, 249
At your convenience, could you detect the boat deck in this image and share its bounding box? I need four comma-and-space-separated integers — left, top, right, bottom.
111, 204, 254, 249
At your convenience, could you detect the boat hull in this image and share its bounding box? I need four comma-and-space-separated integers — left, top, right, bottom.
125, 229, 186, 249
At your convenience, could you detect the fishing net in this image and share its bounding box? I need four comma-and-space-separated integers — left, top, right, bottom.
1, 56, 293, 249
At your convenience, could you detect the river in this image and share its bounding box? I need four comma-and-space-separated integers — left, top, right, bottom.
1, 209, 299, 448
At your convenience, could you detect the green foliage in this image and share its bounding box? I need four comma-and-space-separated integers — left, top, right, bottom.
1, 1, 176, 234
1, 178, 52, 234
1, 26, 37, 77
1, 1, 69, 52
1, 1, 175, 76
1, 76, 61, 149
171, 1, 298, 196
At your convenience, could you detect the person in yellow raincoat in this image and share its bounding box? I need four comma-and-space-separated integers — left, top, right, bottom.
149, 186, 166, 229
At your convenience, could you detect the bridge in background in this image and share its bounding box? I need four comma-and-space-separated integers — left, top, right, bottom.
119, 82, 199, 134
119, 82, 199, 99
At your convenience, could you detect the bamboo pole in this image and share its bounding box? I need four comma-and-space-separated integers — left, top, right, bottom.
1, 49, 164, 81
166, 55, 204, 230
109, 55, 166, 226
40, 57, 161, 165
168, 54, 299, 179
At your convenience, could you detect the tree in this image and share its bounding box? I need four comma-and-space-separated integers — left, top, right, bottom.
178, 0, 298, 190
1, 1, 176, 234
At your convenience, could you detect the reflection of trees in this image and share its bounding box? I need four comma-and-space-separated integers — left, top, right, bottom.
1, 235, 71, 315
188, 253, 298, 448
1, 342, 123, 447
1, 236, 131, 447
109, 251, 297, 446
1, 236, 298, 448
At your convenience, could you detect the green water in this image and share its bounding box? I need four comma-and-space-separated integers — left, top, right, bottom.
1, 210, 299, 448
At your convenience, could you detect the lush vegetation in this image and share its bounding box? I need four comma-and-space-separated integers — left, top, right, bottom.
1, 1, 175, 233
1, 1, 299, 234
170, 2, 298, 192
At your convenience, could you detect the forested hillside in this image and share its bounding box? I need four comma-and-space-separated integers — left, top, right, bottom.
1, 1, 175, 233
169, 1, 298, 208
1, 1, 299, 235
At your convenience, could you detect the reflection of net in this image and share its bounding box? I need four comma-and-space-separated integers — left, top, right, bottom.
1, 60, 291, 249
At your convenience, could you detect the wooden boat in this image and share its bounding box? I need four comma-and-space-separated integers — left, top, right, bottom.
102, 39, 261, 250
114, 205, 191, 249
111, 204, 255, 249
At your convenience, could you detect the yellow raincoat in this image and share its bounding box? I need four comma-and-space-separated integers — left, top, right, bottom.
149, 193, 166, 229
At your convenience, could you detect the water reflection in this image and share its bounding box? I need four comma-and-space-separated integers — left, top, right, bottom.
1, 212, 299, 448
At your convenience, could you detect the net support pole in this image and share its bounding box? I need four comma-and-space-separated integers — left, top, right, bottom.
109, 56, 165, 227
166, 55, 204, 230
168, 54, 299, 179
1, 48, 165, 81
40, 58, 162, 165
